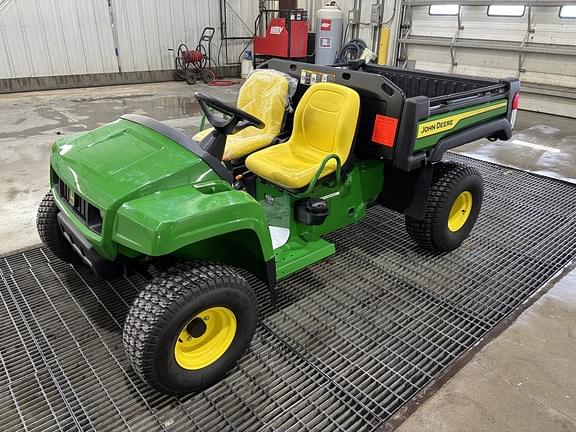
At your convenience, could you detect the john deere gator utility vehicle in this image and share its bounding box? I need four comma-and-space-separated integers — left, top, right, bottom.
37, 60, 520, 394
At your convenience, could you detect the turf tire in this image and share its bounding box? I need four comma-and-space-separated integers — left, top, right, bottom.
405, 161, 483, 252
36, 191, 83, 264
123, 260, 258, 394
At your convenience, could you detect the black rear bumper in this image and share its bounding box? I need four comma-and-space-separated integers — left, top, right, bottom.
57, 213, 124, 280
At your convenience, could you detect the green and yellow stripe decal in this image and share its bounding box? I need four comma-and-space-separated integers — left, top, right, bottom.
414, 100, 508, 150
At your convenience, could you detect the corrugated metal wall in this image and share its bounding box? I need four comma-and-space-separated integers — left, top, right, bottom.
0, 0, 258, 79
110, 0, 258, 72
110, 0, 217, 72
0, 0, 118, 78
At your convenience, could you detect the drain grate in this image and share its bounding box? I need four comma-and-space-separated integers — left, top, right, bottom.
1, 154, 576, 432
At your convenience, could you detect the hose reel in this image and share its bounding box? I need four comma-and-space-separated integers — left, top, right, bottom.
175, 27, 216, 85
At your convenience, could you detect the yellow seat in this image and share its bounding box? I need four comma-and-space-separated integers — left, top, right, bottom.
193, 70, 290, 161
245, 83, 360, 190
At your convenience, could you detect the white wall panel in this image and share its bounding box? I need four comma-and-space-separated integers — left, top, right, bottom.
0, 0, 259, 79
108, 0, 256, 72
0, 0, 117, 78
1, 1, 33, 78
36, 0, 72, 76
60, 2, 90, 74
81, 0, 118, 74
0, 17, 13, 78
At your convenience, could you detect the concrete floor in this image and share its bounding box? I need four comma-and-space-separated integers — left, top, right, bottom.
454, 111, 576, 185
396, 267, 576, 432
1, 82, 575, 431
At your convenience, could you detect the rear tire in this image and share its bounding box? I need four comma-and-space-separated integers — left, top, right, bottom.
405, 162, 483, 252
36, 191, 83, 264
123, 260, 258, 394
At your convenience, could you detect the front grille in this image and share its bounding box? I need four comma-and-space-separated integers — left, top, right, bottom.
53, 171, 103, 233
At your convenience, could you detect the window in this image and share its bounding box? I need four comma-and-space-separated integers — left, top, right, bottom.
429, 4, 460, 15
487, 5, 526, 17
559, 5, 576, 18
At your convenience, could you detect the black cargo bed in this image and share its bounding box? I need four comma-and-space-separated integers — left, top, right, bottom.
364, 64, 499, 99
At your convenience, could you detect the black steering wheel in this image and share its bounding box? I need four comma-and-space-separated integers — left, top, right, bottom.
195, 92, 265, 135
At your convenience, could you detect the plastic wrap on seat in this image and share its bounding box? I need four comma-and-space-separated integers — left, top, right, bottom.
193, 69, 297, 161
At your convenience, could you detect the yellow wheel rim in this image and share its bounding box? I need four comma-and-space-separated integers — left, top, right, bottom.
448, 191, 473, 232
174, 306, 237, 370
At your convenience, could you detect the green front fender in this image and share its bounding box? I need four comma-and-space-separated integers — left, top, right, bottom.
112, 183, 274, 261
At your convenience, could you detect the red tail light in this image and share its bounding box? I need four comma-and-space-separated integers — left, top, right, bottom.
510, 93, 519, 129
512, 93, 520, 110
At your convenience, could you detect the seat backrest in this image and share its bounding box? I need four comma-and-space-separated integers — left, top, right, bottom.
290, 83, 360, 163
235, 70, 291, 138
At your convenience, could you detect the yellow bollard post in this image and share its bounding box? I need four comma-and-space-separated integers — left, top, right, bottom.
378, 27, 391, 65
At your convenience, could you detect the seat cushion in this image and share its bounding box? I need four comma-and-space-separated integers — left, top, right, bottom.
245, 143, 338, 190
245, 82, 360, 190
192, 69, 291, 161
193, 127, 276, 161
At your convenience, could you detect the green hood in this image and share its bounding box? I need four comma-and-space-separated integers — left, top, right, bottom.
51, 119, 219, 209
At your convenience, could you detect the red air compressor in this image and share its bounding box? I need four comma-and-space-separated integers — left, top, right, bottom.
254, 10, 308, 59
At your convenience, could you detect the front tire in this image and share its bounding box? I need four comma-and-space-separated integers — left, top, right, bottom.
37, 191, 83, 264
405, 162, 484, 252
123, 260, 258, 394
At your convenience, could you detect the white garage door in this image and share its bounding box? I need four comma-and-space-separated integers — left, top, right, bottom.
393, 1, 576, 118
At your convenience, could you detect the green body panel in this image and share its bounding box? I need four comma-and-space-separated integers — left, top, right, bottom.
275, 236, 335, 279
255, 159, 385, 279
414, 99, 508, 150
113, 183, 273, 260
50, 119, 274, 267
297, 159, 385, 237
51, 119, 219, 209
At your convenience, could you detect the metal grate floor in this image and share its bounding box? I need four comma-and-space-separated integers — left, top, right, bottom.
1, 154, 576, 432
